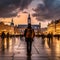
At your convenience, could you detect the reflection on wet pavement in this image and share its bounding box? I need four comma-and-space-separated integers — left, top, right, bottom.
0, 37, 60, 60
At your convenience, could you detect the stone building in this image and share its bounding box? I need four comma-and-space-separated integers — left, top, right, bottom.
0, 22, 14, 35
47, 19, 60, 35
17, 14, 40, 35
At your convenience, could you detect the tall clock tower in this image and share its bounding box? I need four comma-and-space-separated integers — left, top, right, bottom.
28, 14, 31, 24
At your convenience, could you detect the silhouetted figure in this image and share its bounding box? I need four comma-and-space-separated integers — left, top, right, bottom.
6, 32, 9, 38
47, 33, 51, 44
47, 33, 53, 47
57, 35, 60, 40
50, 32, 53, 40
1, 31, 5, 39
41, 33, 45, 45
1, 31, 5, 51
6, 32, 9, 49
24, 24, 35, 55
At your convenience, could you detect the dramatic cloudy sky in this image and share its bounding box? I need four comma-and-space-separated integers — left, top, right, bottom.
0, 0, 60, 28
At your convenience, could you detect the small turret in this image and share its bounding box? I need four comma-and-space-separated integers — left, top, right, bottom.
10, 18, 14, 26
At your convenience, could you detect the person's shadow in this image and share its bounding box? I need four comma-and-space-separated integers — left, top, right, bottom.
27, 55, 31, 60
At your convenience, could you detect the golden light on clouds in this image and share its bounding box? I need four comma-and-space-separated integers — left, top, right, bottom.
0, 12, 49, 28
14, 12, 28, 25
0, 12, 39, 25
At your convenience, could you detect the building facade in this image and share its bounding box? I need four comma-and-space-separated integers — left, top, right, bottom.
17, 14, 40, 35
17, 24, 40, 35
47, 19, 60, 35
0, 22, 14, 35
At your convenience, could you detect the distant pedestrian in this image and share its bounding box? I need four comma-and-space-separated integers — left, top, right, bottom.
47, 33, 51, 44
1, 31, 5, 51
41, 33, 45, 45
57, 35, 60, 40
6, 32, 9, 38
1, 31, 5, 39
24, 24, 35, 55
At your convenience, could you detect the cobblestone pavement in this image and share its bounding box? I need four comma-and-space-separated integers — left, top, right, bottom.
0, 37, 60, 60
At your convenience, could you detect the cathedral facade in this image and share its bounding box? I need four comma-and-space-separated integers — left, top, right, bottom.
17, 14, 40, 35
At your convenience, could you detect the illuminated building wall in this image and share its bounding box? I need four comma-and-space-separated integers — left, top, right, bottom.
47, 19, 60, 35
0, 22, 14, 35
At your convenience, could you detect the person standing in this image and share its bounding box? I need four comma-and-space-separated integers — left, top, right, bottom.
1, 31, 5, 51
24, 24, 35, 55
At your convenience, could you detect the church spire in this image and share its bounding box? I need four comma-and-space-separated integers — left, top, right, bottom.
28, 14, 31, 24
10, 18, 14, 26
